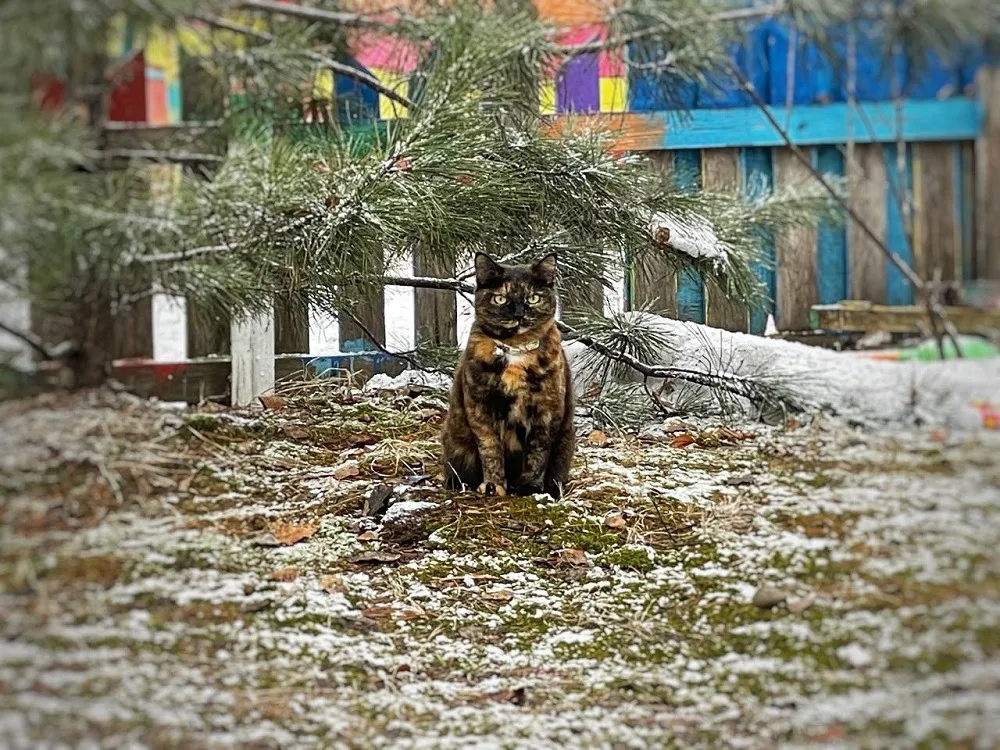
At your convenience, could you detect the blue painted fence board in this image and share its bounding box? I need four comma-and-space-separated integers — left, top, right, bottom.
652, 99, 979, 151
884, 143, 915, 305
815, 145, 848, 304
742, 147, 775, 334
673, 149, 706, 324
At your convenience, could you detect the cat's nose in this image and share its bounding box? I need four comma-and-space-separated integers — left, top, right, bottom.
511, 301, 525, 319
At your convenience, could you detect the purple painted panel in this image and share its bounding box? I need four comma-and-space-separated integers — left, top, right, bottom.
556, 53, 599, 113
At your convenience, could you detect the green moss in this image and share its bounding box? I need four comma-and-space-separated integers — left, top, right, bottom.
598, 545, 656, 573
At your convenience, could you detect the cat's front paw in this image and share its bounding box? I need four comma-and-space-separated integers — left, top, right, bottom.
476, 482, 507, 497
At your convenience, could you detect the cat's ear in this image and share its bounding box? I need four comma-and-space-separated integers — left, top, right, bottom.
474, 253, 504, 288
531, 253, 557, 286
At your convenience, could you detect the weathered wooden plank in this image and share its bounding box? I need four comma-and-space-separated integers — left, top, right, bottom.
773, 148, 819, 330
338, 253, 386, 351
186, 300, 230, 357
811, 303, 1000, 334
274, 294, 310, 354
546, 99, 981, 152
703, 148, 749, 332
958, 141, 976, 281
815, 145, 848, 304
230, 309, 275, 406
672, 150, 705, 323
848, 144, 888, 303
113, 294, 153, 360
151, 292, 188, 362
744, 148, 776, 334
914, 142, 959, 283
977, 68, 1000, 280
884, 143, 915, 305
414, 246, 457, 347
632, 151, 677, 316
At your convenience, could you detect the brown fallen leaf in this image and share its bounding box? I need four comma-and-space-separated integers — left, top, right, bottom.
482, 589, 515, 603
349, 551, 402, 564
362, 605, 393, 618
332, 461, 361, 480
670, 434, 696, 449
281, 425, 310, 440
586, 430, 611, 447
553, 548, 589, 567
319, 574, 347, 594
357, 531, 378, 542
270, 521, 318, 546
258, 395, 286, 410
604, 512, 627, 530
268, 566, 299, 582
348, 433, 379, 448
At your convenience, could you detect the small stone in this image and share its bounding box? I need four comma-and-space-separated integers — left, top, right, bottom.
786, 593, 817, 614
751, 585, 789, 609
243, 582, 256, 596
725, 473, 754, 487
363, 484, 393, 518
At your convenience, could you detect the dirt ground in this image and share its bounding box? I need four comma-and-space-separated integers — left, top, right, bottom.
1, 383, 998, 749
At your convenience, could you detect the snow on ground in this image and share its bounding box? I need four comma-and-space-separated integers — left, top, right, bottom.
1, 385, 998, 749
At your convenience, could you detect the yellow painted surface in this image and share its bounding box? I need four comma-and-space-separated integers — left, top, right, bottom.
376, 70, 409, 119
539, 81, 557, 115
599, 77, 627, 113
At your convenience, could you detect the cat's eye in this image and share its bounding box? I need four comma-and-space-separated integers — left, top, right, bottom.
491, 294, 507, 305
527, 293, 542, 305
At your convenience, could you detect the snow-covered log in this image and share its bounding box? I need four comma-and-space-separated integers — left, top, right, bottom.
566, 313, 1000, 429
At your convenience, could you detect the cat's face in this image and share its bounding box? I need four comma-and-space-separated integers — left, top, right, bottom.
473, 253, 557, 339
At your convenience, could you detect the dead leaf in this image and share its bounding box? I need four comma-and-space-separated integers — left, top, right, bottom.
258, 395, 286, 410
270, 521, 318, 546
333, 461, 361, 480
810, 725, 846, 743
395, 606, 426, 621
357, 531, 378, 542
553, 548, 589, 567
362, 605, 393, 618
586, 430, 611, 447
455, 173, 474, 185
670, 434, 696, 449
482, 589, 515, 603
281, 425, 310, 440
604, 512, 627, 530
349, 551, 402, 565
268, 566, 299, 582
319, 574, 347, 594
348, 433, 379, 448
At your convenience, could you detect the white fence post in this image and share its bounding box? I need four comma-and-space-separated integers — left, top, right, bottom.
231, 306, 275, 406
0, 256, 31, 369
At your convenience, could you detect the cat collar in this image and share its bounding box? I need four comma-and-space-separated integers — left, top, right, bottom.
494, 339, 540, 358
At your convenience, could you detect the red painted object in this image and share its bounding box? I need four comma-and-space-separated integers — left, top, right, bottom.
107, 51, 147, 122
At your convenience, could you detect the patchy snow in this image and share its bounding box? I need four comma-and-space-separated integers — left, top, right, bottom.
364, 369, 452, 392
1, 389, 998, 748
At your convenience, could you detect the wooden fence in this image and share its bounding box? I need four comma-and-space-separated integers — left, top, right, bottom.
5, 3, 1000, 404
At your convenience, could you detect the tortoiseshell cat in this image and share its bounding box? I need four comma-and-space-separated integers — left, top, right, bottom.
442, 253, 574, 498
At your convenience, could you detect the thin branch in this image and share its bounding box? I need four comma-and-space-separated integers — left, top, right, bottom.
234, 0, 395, 29
0, 321, 52, 360
101, 149, 224, 164
193, 12, 415, 110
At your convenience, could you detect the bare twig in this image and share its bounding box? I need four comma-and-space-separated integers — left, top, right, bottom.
101, 149, 224, 164
0, 321, 53, 360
